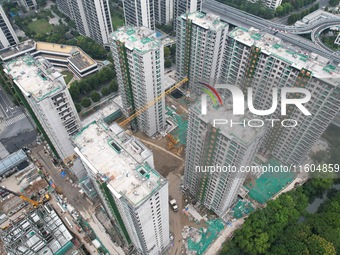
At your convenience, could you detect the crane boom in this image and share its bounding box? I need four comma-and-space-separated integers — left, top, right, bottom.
0, 186, 49, 207
119, 77, 188, 127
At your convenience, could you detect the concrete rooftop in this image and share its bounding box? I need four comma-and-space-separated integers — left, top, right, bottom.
73, 122, 165, 206
180, 12, 228, 32
3, 55, 65, 101
111, 26, 161, 54
36, 42, 95, 70
229, 27, 340, 86
191, 98, 265, 146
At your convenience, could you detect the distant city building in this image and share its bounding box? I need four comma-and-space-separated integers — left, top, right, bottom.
184, 99, 265, 217
0, 5, 18, 49
173, 0, 201, 28
176, 12, 229, 93
3, 55, 86, 180
110, 26, 165, 137
248, 0, 282, 9
56, 0, 113, 45
16, 0, 37, 11
155, 0, 173, 24
123, 0, 155, 30
223, 27, 340, 165
74, 122, 170, 254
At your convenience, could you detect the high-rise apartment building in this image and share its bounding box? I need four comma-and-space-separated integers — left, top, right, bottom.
0, 5, 18, 49
176, 12, 228, 93
16, 0, 37, 11
110, 26, 165, 137
56, 0, 113, 45
184, 99, 265, 217
222, 27, 340, 165
123, 0, 155, 30
155, 0, 173, 24
73, 122, 170, 254
173, 0, 201, 27
3, 55, 86, 180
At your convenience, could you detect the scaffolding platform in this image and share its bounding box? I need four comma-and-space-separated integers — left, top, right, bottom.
165, 106, 188, 145
232, 200, 255, 219
244, 158, 295, 204
187, 219, 225, 255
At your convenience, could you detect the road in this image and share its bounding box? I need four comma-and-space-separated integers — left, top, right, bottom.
203, 0, 340, 63
29, 145, 91, 213
0, 87, 36, 153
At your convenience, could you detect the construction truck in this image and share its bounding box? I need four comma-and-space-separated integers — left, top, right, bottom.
169, 196, 178, 212
0, 186, 50, 208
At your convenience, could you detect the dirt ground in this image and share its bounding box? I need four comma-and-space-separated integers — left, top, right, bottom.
134, 131, 184, 177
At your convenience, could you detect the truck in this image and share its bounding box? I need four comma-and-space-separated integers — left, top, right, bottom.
169, 197, 178, 212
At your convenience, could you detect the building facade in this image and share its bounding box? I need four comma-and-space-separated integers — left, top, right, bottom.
74, 122, 170, 255
56, 0, 113, 45
0, 5, 18, 49
3, 55, 86, 180
155, 0, 173, 24
184, 99, 265, 217
17, 0, 37, 11
222, 27, 340, 165
176, 12, 228, 93
110, 26, 165, 137
123, 0, 155, 30
173, 0, 201, 28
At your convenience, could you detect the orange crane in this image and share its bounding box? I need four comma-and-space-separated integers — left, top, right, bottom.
0, 186, 50, 208
118, 77, 188, 126
63, 77, 189, 164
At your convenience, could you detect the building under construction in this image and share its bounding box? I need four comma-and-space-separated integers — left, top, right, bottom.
0, 203, 76, 255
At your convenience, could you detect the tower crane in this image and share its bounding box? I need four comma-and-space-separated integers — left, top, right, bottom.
118, 77, 188, 126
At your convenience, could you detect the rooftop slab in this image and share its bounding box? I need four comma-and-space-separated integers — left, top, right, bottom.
73, 122, 165, 206
191, 98, 265, 145
180, 11, 228, 32
111, 26, 161, 54
36, 42, 95, 70
3, 55, 65, 101
229, 27, 340, 86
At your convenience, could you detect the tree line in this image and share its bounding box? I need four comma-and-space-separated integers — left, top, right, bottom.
220, 124, 340, 254
68, 66, 118, 112
287, 3, 319, 25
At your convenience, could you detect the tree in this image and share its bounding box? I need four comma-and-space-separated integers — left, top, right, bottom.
164, 47, 170, 59
69, 82, 80, 100
91, 91, 101, 102
329, 0, 339, 7
165, 59, 172, 68
109, 80, 118, 93
275, 5, 284, 16
101, 86, 110, 96
75, 103, 81, 113
80, 98, 91, 108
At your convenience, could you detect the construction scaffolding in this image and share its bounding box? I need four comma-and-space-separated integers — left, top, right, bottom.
245, 158, 295, 204
0, 204, 74, 255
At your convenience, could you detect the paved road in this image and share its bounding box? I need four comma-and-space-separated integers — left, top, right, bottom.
0, 87, 36, 153
0, 87, 18, 120
203, 0, 340, 63
30, 145, 91, 213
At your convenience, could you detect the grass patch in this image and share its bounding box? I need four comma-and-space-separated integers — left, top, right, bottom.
111, 11, 124, 29
28, 19, 54, 34
62, 70, 73, 84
